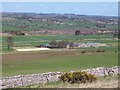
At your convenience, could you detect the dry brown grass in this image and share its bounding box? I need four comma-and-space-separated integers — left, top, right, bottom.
24, 75, 119, 88
41, 80, 118, 88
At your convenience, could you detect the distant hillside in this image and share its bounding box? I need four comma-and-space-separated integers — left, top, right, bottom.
1, 12, 118, 32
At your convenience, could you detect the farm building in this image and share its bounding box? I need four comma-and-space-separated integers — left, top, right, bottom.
73, 42, 107, 48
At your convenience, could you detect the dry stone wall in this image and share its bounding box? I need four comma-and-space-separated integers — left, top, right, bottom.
1, 66, 120, 89
82, 66, 119, 76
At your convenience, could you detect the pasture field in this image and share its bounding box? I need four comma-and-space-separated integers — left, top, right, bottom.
2, 35, 113, 43
2, 13, 117, 31
1, 9, 118, 88
1, 35, 118, 77
2, 51, 118, 77
1, 35, 117, 53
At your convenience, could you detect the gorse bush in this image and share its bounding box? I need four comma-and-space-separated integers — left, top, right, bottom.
59, 71, 97, 84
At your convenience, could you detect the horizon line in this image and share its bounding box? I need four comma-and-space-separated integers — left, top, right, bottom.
2, 11, 118, 17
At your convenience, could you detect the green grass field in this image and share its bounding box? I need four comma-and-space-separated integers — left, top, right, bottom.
1, 35, 117, 53
2, 14, 117, 31
2, 35, 113, 43
2, 52, 118, 77
1, 35, 118, 77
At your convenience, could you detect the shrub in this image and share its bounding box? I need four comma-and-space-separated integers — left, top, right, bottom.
101, 50, 105, 53
96, 50, 101, 53
81, 51, 86, 54
96, 50, 105, 53
59, 71, 97, 84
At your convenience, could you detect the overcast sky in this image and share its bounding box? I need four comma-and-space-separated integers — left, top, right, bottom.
2, 2, 118, 16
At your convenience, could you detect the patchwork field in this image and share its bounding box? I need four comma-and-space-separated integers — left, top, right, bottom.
1, 35, 117, 53
1, 35, 118, 77
1, 9, 119, 89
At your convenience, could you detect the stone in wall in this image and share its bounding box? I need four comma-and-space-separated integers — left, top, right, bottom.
1, 66, 119, 89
